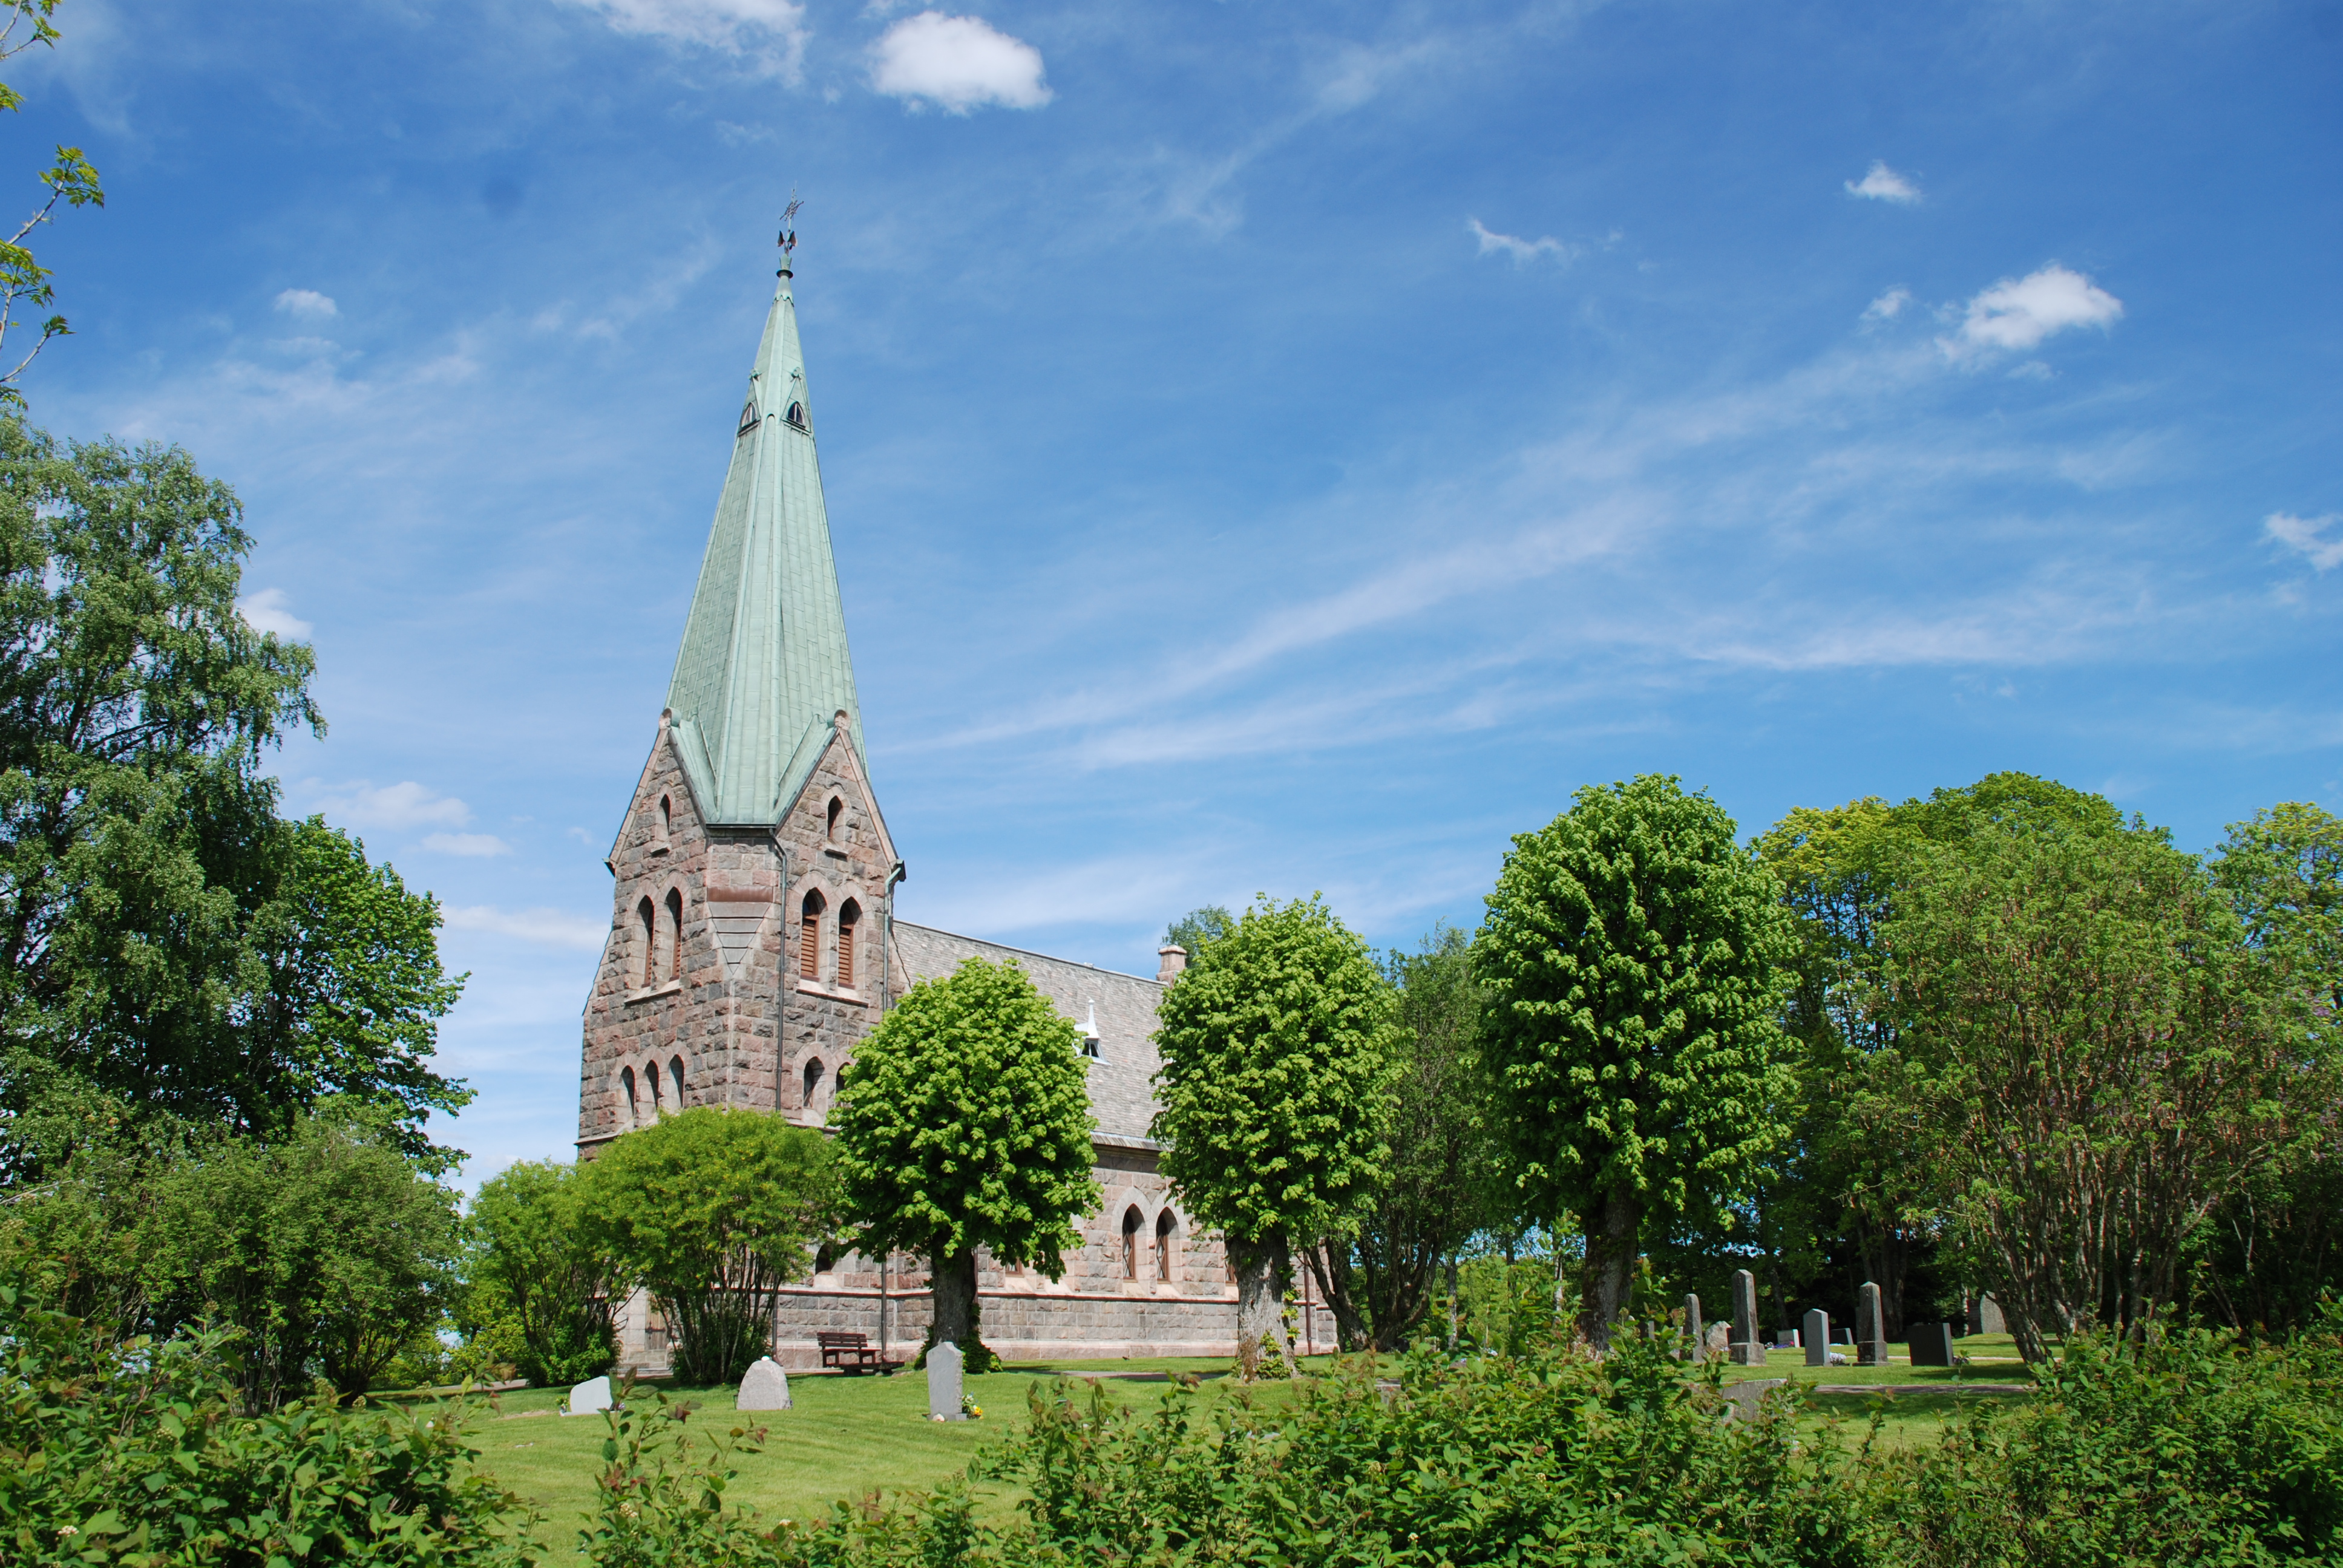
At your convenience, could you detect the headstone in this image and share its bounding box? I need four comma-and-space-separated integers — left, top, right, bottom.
926, 1340, 966, 1422
1719, 1377, 1787, 1423
1907, 1322, 1955, 1367
1774, 1328, 1801, 1350
1705, 1322, 1730, 1356
1730, 1270, 1766, 1365
1856, 1281, 1887, 1365
1682, 1293, 1703, 1360
566, 1375, 612, 1417
1975, 1293, 2006, 1335
1803, 1309, 1829, 1367
736, 1356, 791, 1411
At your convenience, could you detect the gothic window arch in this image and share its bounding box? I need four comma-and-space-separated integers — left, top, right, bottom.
621, 1065, 638, 1129
826, 795, 842, 841
637, 897, 658, 987
799, 889, 825, 980
644, 1058, 663, 1113
785, 400, 807, 428
664, 889, 685, 982
1155, 1209, 1177, 1282
656, 794, 672, 851
837, 899, 860, 988
1121, 1206, 1144, 1280
738, 398, 759, 437
802, 1056, 825, 1113
669, 1054, 686, 1106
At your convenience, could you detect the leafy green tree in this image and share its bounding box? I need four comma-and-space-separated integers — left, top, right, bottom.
0, 2, 104, 405
135, 1107, 465, 1403
1883, 820, 2302, 1359
1304, 924, 1499, 1352
1153, 895, 1397, 1377
1476, 775, 1797, 1350
580, 1106, 835, 1385
465, 1160, 617, 1388
830, 956, 1098, 1373
1162, 904, 1233, 959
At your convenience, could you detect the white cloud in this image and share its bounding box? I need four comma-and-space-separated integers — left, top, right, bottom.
870, 12, 1050, 113
309, 779, 474, 831
1845, 160, 1921, 204
1862, 286, 1910, 322
555, 0, 808, 79
423, 831, 515, 857
2266, 512, 2343, 571
1945, 264, 2123, 356
238, 586, 312, 638
1469, 218, 1576, 265
443, 904, 609, 949
274, 288, 338, 319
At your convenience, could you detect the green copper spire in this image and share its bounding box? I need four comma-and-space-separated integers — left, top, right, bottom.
665, 245, 867, 825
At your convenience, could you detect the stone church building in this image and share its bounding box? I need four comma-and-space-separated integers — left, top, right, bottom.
575, 249, 1265, 1371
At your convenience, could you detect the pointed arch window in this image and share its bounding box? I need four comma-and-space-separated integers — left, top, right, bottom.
1155, 1209, 1177, 1281
837, 900, 860, 988
799, 889, 825, 981
1121, 1206, 1144, 1280
802, 1056, 825, 1113
644, 1059, 663, 1113
664, 889, 685, 982
826, 795, 843, 841
784, 400, 807, 429
637, 897, 658, 987
738, 399, 759, 437
621, 1065, 639, 1129
669, 1054, 687, 1106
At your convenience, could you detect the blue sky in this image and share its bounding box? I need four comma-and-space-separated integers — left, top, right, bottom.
13, 0, 2341, 1181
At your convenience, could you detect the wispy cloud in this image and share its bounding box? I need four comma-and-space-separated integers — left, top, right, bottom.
2266, 512, 2343, 571
274, 288, 338, 319
1469, 218, 1576, 265
1944, 264, 2123, 357
307, 779, 473, 831
238, 586, 312, 638
423, 831, 515, 857
1861, 286, 1910, 322
870, 12, 1050, 113
552, 0, 808, 80
1845, 160, 1921, 203
444, 904, 609, 949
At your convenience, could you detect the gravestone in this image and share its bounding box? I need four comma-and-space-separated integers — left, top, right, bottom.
1682, 1293, 1703, 1360
1803, 1309, 1829, 1367
1719, 1378, 1787, 1424
736, 1356, 791, 1411
1856, 1282, 1887, 1365
1971, 1293, 2006, 1335
566, 1375, 612, 1417
1705, 1322, 1731, 1357
1774, 1328, 1801, 1350
1730, 1270, 1766, 1365
1908, 1322, 1956, 1367
927, 1341, 966, 1422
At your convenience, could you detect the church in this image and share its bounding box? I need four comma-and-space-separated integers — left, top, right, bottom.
574, 243, 1284, 1371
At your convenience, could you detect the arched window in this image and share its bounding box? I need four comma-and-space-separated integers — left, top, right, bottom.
802, 1057, 825, 1112
638, 897, 658, 987
664, 889, 685, 981
1121, 1206, 1143, 1280
1155, 1209, 1176, 1282
738, 398, 759, 436
660, 795, 672, 841
669, 1054, 686, 1106
837, 900, 860, 988
814, 1243, 836, 1275
826, 795, 843, 841
799, 889, 825, 980
785, 400, 807, 428
621, 1065, 638, 1129
644, 1059, 663, 1112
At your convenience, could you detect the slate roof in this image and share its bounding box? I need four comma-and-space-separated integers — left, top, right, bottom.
890, 921, 1166, 1148
666, 257, 868, 826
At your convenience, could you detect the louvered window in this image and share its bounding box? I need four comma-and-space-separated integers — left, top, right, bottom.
665, 889, 685, 980
837, 900, 859, 987
799, 890, 824, 979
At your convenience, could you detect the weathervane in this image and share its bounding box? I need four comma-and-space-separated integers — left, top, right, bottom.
779, 191, 802, 256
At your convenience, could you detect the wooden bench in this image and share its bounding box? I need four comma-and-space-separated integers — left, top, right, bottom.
817, 1331, 903, 1374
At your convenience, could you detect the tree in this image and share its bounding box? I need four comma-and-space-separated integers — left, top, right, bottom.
579, 1106, 835, 1385
830, 956, 1098, 1373
1882, 820, 2301, 1359
1476, 776, 1797, 1350
1152, 895, 1396, 1377
1163, 904, 1233, 959
1304, 924, 1499, 1351
465, 1160, 617, 1388
0, 2, 104, 405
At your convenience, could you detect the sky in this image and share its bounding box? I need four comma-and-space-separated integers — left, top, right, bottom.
11, 0, 2341, 1183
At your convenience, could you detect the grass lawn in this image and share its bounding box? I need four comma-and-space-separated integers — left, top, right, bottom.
440, 1340, 2040, 1541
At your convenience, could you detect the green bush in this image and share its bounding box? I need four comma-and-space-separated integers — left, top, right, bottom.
0, 1284, 537, 1568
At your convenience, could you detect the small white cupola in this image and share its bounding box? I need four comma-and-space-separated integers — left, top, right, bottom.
1081, 1000, 1101, 1059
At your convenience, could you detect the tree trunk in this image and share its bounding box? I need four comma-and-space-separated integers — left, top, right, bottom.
1577, 1188, 1643, 1351
925, 1247, 989, 1371
1228, 1233, 1293, 1379
1303, 1241, 1369, 1352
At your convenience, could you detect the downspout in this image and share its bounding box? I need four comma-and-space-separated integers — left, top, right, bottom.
874, 857, 905, 1361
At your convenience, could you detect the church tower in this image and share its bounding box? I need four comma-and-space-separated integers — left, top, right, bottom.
577, 240, 902, 1152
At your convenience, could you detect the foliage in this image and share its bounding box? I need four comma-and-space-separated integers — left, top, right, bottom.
1152, 894, 1397, 1375
1883, 819, 2303, 1359
1864, 1313, 2343, 1566
0, 2, 104, 405
0, 419, 468, 1162
831, 956, 1096, 1373
580, 1107, 836, 1385
467, 1159, 618, 1388
1161, 904, 1233, 958
0, 1282, 539, 1568
1476, 774, 1797, 1346
1307, 924, 1500, 1352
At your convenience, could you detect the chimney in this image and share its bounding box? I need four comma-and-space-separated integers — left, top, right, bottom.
1156, 944, 1188, 985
